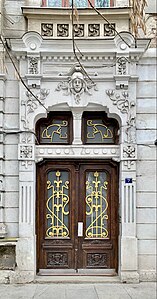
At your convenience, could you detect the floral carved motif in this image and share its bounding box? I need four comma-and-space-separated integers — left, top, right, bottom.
21, 89, 49, 129
56, 70, 97, 104
123, 145, 136, 158
47, 252, 68, 267
29, 57, 39, 74
19, 145, 33, 159
106, 90, 136, 143
87, 253, 108, 267
117, 57, 128, 75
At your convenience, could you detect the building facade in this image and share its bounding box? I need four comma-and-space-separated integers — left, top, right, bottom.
0, 0, 156, 283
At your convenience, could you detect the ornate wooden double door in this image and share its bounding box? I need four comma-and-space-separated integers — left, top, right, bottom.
37, 160, 118, 273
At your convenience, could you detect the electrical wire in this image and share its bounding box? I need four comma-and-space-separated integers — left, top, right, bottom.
0, 35, 48, 113
71, 0, 95, 84
87, 0, 131, 48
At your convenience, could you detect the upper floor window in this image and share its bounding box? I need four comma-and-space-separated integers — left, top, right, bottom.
42, 0, 114, 8
82, 112, 119, 144
36, 112, 73, 144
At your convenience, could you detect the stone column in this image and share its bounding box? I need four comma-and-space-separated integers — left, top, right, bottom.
72, 109, 83, 144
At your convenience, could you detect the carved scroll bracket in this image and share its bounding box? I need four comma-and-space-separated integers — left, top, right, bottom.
106, 90, 136, 144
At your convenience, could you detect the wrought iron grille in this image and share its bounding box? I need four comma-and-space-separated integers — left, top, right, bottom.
46, 170, 70, 238
85, 171, 109, 238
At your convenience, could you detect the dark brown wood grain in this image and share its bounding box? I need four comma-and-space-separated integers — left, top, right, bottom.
36, 159, 119, 273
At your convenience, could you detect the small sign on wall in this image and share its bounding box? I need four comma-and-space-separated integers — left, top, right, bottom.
125, 178, 132, 184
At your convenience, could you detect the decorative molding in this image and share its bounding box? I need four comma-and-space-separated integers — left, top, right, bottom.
35, 145, 120, 159
106, 90, 136, 143
28, 57, 39, 74
56, 67, 97, 104
21, 89, 49, 128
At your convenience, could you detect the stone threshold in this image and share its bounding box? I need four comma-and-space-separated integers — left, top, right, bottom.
35, 275, 120, 284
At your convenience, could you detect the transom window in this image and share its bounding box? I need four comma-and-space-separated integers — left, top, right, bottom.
82, 112, 119, 144
42, 0, 114, 8
36, 112, 73, 144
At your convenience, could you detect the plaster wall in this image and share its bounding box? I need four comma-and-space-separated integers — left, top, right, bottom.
0, 0, 156, 284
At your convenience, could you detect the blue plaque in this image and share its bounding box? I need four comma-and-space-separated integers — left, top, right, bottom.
125, 178, 132, 184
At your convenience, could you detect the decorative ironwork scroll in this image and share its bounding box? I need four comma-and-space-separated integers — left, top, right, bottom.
85, 171, 109, 238
86, 119, 113, 143
41, 120, 68, 143
46, 170, 70, 238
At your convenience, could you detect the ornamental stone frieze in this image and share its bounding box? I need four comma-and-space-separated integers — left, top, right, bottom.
56, 66, 98, 104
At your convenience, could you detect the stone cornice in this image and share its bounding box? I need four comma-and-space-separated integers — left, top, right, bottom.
22, 7, 131, 19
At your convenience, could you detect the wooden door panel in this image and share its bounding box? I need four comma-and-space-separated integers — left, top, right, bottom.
37, 161, 77, 270
36, 160, 118, 272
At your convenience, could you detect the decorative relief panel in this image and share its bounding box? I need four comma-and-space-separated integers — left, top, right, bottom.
56, 67, 97, 104
41, 22, 116, 38
41, 23, 53, 37
104, 23, 115, 36
88, 24, 100, 37
73, 24, 84, 37
21, 89, 50, 129
106, 90, 136, 144
117, 57, 128, 75
47, 252, 68, 267
57, 24, 69, 37
28, 57, 39, 74
123, 145, 136, 159
87, 253, 108, 267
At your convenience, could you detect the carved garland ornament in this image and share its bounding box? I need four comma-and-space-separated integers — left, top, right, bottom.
106, 90, 136, 143
56, 71, 97, 104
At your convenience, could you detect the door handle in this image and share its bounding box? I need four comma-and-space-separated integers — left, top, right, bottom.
78, 222, 83, 237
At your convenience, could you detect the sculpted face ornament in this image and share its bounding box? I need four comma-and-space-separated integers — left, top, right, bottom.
72, 76, 84, 93
56, 70, 98, 104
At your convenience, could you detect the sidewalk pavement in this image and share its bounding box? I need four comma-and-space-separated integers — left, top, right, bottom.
0, 282, 156, 299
